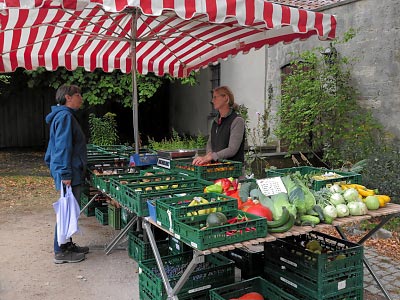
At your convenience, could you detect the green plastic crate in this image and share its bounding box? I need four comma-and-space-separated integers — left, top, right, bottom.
156, 192, 238, 232
120, 180, 210, 216
80, 193, 95, 217
138, 252, 235, 300
168, 236, 192, 255
171, 159, 242, 180
263, 231, 363, 300
128, 231, 169, 262
121, 207, 134, 228
108, 173, 200, 204
209, 276, 298, 300
265, 166, 362, 191
108, 205, 121, 230
95, 207, 108, 225
89, 166, 138, 193
173, 210, 268, 251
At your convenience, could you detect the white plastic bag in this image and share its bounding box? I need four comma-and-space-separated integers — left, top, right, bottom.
53, 185, 80, 246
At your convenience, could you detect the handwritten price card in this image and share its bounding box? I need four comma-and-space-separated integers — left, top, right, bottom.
256, 177, 287, 196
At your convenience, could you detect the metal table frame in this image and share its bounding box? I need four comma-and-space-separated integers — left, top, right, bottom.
143, 219, 205, 300
335, 212, 400, 300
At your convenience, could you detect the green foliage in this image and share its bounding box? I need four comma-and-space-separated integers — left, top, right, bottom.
237, 101, 271, 178
88, 112, 119, 146
147, 129, 206, 150
275, 33, 382, 168
361, 146, 400, 204
24, 67, 198, 107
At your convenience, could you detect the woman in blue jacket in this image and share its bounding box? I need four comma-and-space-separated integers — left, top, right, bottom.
45, 84, 88, 264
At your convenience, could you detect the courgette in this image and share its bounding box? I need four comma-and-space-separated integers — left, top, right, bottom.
267, 207, 290, 228
267, 213, 295, 233
313, 204, 325, 222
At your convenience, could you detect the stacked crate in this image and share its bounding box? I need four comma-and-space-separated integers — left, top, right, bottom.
138, 252, 235, 300
263, 231, 364, 300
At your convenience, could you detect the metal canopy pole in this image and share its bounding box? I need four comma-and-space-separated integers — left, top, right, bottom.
131, 9, 139, 154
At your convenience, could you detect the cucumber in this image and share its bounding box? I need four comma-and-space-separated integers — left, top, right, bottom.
268, 214, 295, 233
299, 215, 320, 225
267, 207, 290, 228
313, 205, 325, 222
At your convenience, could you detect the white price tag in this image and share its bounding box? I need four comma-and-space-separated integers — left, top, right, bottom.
256, 177, 287, 196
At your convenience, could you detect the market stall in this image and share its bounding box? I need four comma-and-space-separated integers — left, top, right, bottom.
83, 145, 400, 300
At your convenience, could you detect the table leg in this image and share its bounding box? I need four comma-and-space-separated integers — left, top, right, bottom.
104, 215, 137, 255
80, 192, 101, 215
334, 213, 399, 300
143, 220, 176, 299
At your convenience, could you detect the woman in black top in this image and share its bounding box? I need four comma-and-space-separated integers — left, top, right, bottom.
193, 86, 245, 166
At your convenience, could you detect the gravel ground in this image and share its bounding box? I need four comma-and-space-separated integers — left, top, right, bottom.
0, 149, 394, 300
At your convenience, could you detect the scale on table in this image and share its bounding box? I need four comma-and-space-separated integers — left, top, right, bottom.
156, 149, 197, 169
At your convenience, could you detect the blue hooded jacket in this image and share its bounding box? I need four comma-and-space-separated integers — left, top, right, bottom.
45, 105, 87, 191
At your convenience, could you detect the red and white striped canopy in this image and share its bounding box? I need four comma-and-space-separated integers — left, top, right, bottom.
0, 0, 337, 77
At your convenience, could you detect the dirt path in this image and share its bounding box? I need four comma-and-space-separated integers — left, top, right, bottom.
0, 150, 139, 300
0, 150, 389, 300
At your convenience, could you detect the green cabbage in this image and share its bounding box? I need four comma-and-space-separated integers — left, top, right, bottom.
269, 192, 297, 219
281, 175, 316, 215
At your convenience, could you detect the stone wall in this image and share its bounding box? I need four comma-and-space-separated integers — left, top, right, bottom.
266, 0, 400, 144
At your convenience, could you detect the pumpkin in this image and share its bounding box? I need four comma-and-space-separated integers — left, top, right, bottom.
240, 199, 273, 221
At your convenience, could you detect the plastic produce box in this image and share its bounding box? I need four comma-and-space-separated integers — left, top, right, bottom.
265, 166, 362, 191
156, 192, 238, 232
118, 180, 211, 216
224, 246, 264, 280
128, 231, 169, 262
209, 276, 298, 300
138, 252, 235, 300
263, 231, 363, 300
171, 159, 242, 180
89, 166, 138, 193
173, 210, 267, 251
95, 207, 108, 225
108, 173, 198, 202
80, 192, 108, 217
108, 204, 121, 230
130, 152, 158, 167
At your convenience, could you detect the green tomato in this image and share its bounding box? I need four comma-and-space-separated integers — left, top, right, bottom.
365, 196, 380, 210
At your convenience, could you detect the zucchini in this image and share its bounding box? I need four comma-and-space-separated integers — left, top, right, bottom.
313, 205, 325, 222
268, 214, 295, 233
267, 207, 290, 228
